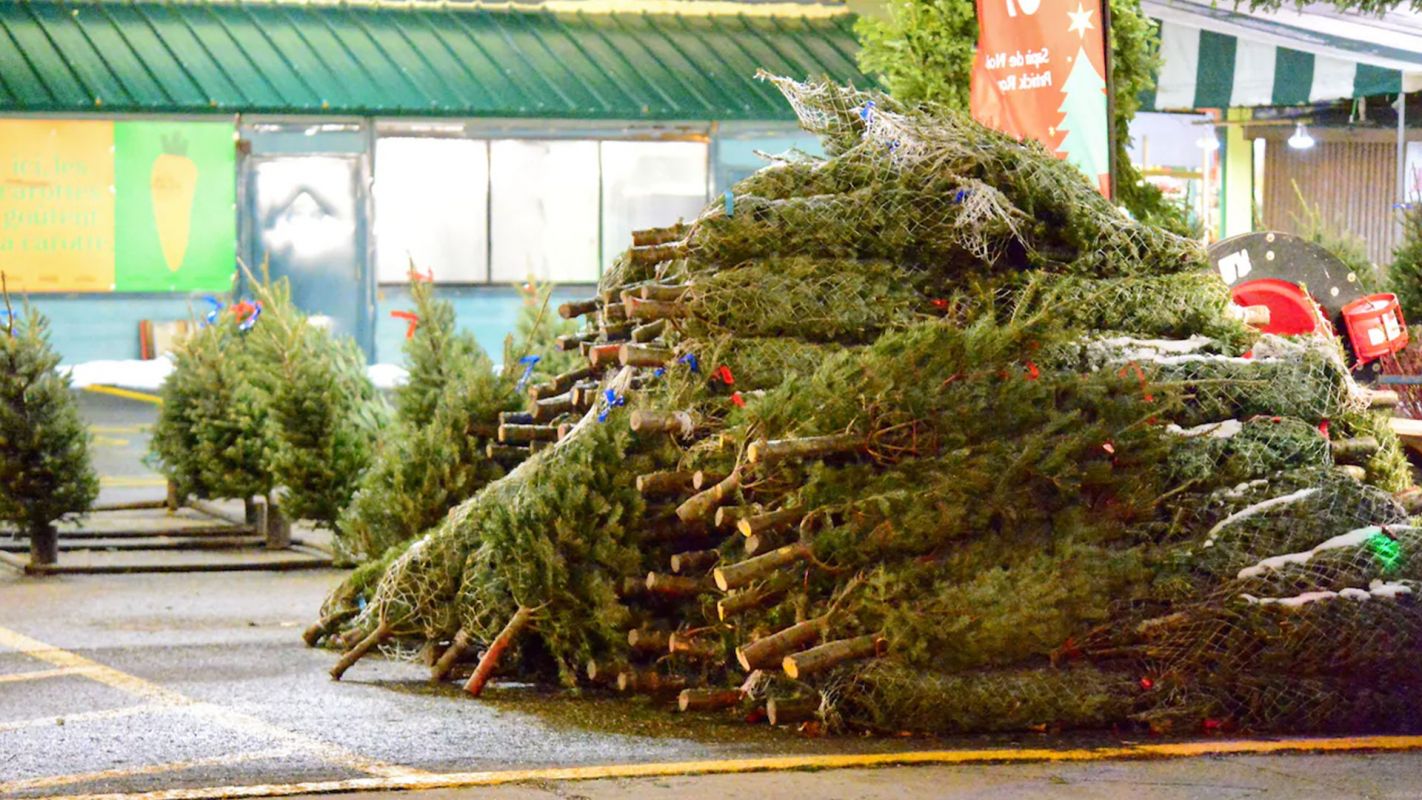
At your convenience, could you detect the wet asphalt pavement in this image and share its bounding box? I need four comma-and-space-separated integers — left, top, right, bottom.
3, 393, 1422, 798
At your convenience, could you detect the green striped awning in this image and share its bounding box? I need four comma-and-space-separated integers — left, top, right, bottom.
1147, 21, 1404, 110
0, 1, 870, 120
1141, 0, 1422, 111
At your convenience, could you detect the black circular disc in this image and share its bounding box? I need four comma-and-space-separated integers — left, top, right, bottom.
1206, 231, 1380, 377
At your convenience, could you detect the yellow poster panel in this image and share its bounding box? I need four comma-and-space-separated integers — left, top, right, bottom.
0, 120, 116, 292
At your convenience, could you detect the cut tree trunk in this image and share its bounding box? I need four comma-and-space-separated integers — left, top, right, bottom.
632, 223, 688, 247
1365, 389, 1400, 409
532, 392, 576, 422
631, 319, 667, 343
714, 542, 811, 592
737, 617, 824, 671
670, 549, 720, 574
264, 502, 292, 550
464, 606, 535, 697
1331, 436, 1380, 464
678, 689, 743, 712
601, 303, 627, 323
587, 343, 623, 368
329, 621, 393, 681
629, 243, 686, 267
748, 434, 866, 465
617, 668, 687, 695
736, 507, 804, 538
646, 572, 712, 597
499, 424, 560, 444
694, 471, 729, 491
713, 505, 757, 530
627, 627, 671, 654
782, 635, 884, 680
637, 470, 697, 498
745, 530, 794, 557
630, 409, 697, 437
677, 470, 741, 523
430, 629, 474, 683
557, 332, 597, 351
767, 695, 820, 726
28, 521, 57, 568
302, 608, 358, 648
641, 284, 690, 303
558, 298, 600, 319
717, 572, 797, 621
1337, 465, 1367, 481
626, 297, 690, 322
668, 631, 721, 659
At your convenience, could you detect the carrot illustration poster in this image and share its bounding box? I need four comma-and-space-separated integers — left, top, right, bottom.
114, 121, 235, 292
0, 119, 234, 293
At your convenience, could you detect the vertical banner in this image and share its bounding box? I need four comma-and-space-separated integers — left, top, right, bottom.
0, 119, 234, 293
970, 0, 1113, 196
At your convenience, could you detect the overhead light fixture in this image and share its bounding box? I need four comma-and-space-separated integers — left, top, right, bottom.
1195, 133, 1220, 152
1288, 121, 1316, 150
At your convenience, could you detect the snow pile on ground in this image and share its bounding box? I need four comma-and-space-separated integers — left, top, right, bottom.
62, 358, 175, 390
62, 359, 409, 392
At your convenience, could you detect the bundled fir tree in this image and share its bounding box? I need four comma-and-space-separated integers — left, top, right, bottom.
0, 290, 98, 567
337, 277, 521, 562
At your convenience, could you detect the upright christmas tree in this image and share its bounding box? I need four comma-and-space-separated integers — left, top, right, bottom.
244, 271, 387, 537
0, 289, 99, 567
1056, 47, 1111, 194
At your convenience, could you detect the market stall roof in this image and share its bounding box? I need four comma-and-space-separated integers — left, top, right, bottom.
0, 0, 870, 120
1142, 0, 1422, 111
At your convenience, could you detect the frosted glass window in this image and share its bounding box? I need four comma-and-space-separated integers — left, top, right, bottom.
490, 139, 600, 284
374, 137, 489, 283
601, 141, 708, 268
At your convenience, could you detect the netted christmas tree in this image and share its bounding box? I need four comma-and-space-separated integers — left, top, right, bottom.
336, 276, 522, 565
313, 77, 1421, 738
0, 289, 98, 567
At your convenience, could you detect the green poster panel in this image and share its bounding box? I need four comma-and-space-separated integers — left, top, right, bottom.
113, 121, 236, 292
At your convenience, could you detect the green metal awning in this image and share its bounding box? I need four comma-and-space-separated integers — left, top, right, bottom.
1141, 0, 1422, 111
0, 1, 871, 120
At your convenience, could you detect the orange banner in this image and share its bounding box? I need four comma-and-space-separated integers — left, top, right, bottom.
0, 120, 116, 291
970, 0, 1112, 196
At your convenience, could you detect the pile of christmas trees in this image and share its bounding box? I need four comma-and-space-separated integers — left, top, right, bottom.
314, 76, 1422, 736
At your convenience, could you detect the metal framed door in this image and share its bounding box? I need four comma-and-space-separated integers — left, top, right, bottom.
242, 154, 372, 356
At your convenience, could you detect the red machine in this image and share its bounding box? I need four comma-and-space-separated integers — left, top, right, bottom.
1208, 232, 1409, 373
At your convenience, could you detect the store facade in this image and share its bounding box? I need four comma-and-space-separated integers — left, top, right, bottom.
0, 0, 867, 362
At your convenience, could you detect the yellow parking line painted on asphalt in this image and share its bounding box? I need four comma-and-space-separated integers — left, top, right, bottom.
0, 625, 430, 781
0, 703, 168, 734
89, 425, 151, 434
0, 748, 297, 794
0, 665, 99, 684
83, 385, 163, 405
100, 476, 170, 488
0, 626, 188, 705
32, 734, 1422, 800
